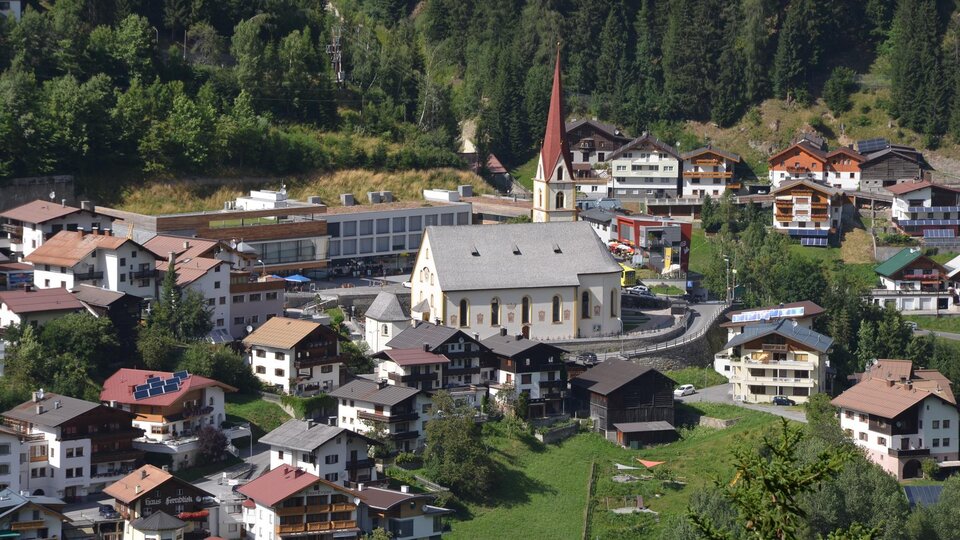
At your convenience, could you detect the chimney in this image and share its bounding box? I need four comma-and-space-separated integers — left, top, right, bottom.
500, 327, 507, 337
377, 379, 389, 389
35, 405, 43, 415
900, 376, 907, 384
61, 199, 66, 208
357, 483, 365, 491
23, 284, 34, 293
92, 227, 99, 235
135, 485, 141, 494
54, 400, 61, 409
81, 200, 93, 211
400, 485, 410, 494
887, 379, 895, 387
473, 332, 479, 341
516, 334, 523, 341
168, 251, 176, 267
162, 465, 169, 472
183, 241, 190, 250
141, 469, 148, 480
306, 419, 316, 429
907, 382, 913, 390
340, 194, 355, 206
422, 343, 429, 352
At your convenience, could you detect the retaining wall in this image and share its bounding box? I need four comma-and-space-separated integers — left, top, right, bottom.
535, 423, 580, 444
0, 176, 75, 212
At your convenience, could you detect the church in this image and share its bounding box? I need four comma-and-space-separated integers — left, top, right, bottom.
531, 46, 577, 223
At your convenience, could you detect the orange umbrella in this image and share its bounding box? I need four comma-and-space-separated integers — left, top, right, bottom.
637, 459, 665, 468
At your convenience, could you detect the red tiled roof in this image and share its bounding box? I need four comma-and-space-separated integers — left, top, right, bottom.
831, 376, 954, 419
539, 46, 573, 183
885, 179, 960, 196
143, 235, 220, 260
382, 348, 450, 366
24, 231, 143, 267
827, 147, 865, 162
486, 154, 508, 174
156, 257, 225, 286
0, 200, 83, 224
0, 287, 85, 314
768, 141, 828, 164
100, 368, 236, 407
237, 465, 350, 507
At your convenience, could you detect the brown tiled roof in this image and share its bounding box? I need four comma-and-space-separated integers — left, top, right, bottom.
827, 147, 865, 162
885, 179, 960, 196
242, 316, 321, 350
772, 179, 843, 196
237, 465, 349, 508
105, 465, 212, 504
355, 486, 434, 511
380, 348, 450, 366
143, 235, 220, 260
24, 231, 142, 267
0, 287, 85, 314
156, 257, 224, 286
862, 359, 914, 382
768, 141, 828, 164
831, 377, 954, 419
0, 200, 83, 224
570, 359, 673, 396
681, 146, 741, 163
71, 284, 130, 307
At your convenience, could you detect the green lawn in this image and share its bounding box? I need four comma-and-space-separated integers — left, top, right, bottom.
225, 393, 291, 441
904, 315, 960, 334
930, 252, 960, 265
689, 227, 718, 275
447, 409, 781, 539
650, 284, 686, 296
510, 154, 539, 191
788, 243, 843, 262
665, 367, 728, 390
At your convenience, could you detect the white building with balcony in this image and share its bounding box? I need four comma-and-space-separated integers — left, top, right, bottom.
680, 146, 741, 199
871, 247, 954, 313
606, 134, 681, 200
833, 360, 958, 480
329, 379, 432, 454
0, 200, 110, 261
100, 369, 240, 472
0, 489, 69, 540
771, 180, 845, 246
242, 317, 345, 396
259, 419, 378, 487
723, 319, 833, 404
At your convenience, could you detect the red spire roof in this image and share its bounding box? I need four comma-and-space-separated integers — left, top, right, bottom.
540, 45, 572, 183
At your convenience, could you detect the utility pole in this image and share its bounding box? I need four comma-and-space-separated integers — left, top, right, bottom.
724, 256, 730, 305
326, 25, 344, 85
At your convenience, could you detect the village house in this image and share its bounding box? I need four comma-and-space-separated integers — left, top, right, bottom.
480, 329, 568, 419
0, 488, 70, 540
329, 378, 430, 454
364, 291, 409, 354
155, 255, 233, 338
566, 119, 630, 169
578, 207, 619, 242
871, 247, 953, 313
856, 138, 925, 192
614, 215, 693, 274
104, 464, 218, 540
767, 139, 830, 188
722, 319, 833, 404
833, 360, 958, 479
259, 419, 378, 487
772, 179, 845, 246
0, 286, 86, 329
410, 221, 622, 340
0, 200, 111, 261
607, 134, 681, 200
570, 359, 676, 444
71, 285, 142, 345
887, 180, 960, 241
25, 231, 159, 298
531, 49, 577, 223
242, 317, 345, 395
680, 146, 741, 199
2, 390, 143, 500
354, 485, 451, 540
0, 426, 24, 493
100, 369, 240, 471
237, 464, 361, 540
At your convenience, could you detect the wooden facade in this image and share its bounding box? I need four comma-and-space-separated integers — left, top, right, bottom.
861, 152, 922, 190
572, 370, 675, 433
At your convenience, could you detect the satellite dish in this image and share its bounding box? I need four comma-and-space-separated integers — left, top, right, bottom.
353, 497, 361, 506
246, 325, 254, 334
49, 191, 55, 201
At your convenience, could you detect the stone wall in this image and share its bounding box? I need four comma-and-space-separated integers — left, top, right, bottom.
535, 423, 580, 444
0, 176, 75, 212
676, 413, 739, 429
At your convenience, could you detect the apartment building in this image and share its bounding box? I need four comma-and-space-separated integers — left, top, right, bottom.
2, 390, 143, 500
887, 180, 960, 241
680, 146, 741, 199
259, 419, 378, 486
723, 319, 833, 404
237, 465, 360, 540
242, 317, 345, 395
714, 301, 825, 377
871, 247, 953, 312
100, 369, 239, 471
480, 329, 567, 418
0, 427, 22, 493
565, 119, 630, 168
0, 200, 110, 260
330, 379, 430, 454
0, 489, 69, 540
833, 360, 957, 479
355, 485, 451, 540
607, 134, 681, 200
614, 215, 692, 274
104, 465, 217, 540
772, 180, 845, 246
767, 140, 829, 187
156, 255, 232, 336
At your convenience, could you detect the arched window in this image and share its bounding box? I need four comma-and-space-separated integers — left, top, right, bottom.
610, 289, 617, 317
459, 299, 469, 327
581, 291, 590, 319
552, 296, 562, 323
537, 190, 542, 208
430, 272, 434, 285
490, 298, 500, 326
381, 324, 389, 336
556, 167, 564, 181
522, 296, 531, 325
429, 294, 434, 309
556, 191, 565, 209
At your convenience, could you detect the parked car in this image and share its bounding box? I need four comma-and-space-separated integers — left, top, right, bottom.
625, 284, 649, 293
674, 384, 696, 397
576, 352, 598, 364
905, 321, 919, 331
99, 505, 119, 519
772, 395, 796, 406
625, 288, 655, 298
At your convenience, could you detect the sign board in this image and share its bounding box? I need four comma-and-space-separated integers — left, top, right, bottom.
731, 306, 805, 324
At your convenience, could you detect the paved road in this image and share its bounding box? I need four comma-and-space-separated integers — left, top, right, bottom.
915, 329, 960, 342
596, 301, 727, 361
678, 384, 808, 423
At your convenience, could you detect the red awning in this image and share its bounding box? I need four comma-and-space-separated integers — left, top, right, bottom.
178, 510, 210, 520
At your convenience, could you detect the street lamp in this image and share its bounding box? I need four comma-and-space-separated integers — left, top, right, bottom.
257, 259, 266, 278
724, 257, 730, 305
617, 317, 624, 357
732, 268, 738, 303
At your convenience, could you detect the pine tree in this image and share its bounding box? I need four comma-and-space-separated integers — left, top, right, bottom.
628, 0, 663, 132
773, 0, 821, 101
661, 0, 710, 119
890, 0, 944, 134
739, 0, 778, 102
595, 2, 628, 96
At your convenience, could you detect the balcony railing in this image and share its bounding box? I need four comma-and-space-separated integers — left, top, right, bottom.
388, 430, 420, 441
9, 521, 45, 531
539, 380, 565, 389
786, 166, 811, 174
761, 343, 788, 352
684, 171, 732, 179
735, 376, 815, 386
346, 458, 376, 470
74, 270, 104, 281
357, 410, 419, 424
132, 269, 157, 279
888, 448, 930, 457
387, 372, 437, 384
445, 366, 481, 376
1, 224, 22, 237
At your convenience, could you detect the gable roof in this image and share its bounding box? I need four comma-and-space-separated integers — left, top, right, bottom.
564, 119, 629, 141
71, 284, 132, 308
242, 317, 323, 350
379, 348, 450, 366
480, 333, 567, 358
864, 147, 921, 165
356, 486, 435, 511
131, 511, 186, 532
3, 392, 105, 427
768, 141, 828, 164
862, 359, 915, 382
0, 287, 85, 314
539, 47, 573, 183
365, 291, 407, 322
142, 235, 220, 260
100, 368, 236, 407
24, 231, 145, 267
327, 378, 421, 407
874, 248, 934, 278
423, 222, 621, 291
722, 319, 833, 353
105, 465, 212, 505
826, 147, 865, 162
607, 133, 679, 161
237, 465, 349, 508
156, 257, 225, 286
570, 359, 672, 396
386, 323, 462, 351
885, 180, 960, 196
831, 376, 954, 419
772, 178, 843, 197
681, 146, 741, 163
0, 200, 84, 224
259, 419, 373, 453
578, 207, 617, 225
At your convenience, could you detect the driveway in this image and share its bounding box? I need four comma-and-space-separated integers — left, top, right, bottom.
677, 384, 808, 423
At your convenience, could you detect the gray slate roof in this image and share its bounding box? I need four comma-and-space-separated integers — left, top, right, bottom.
578, 207, 616, 225
570, 359, 671, 396
424, 222, 621, 291
386, 323, 461, 351
3, 393, 100, 427
365, 291, 407, 322
131, 511, 186, 531
480, 333, 566, 358
613, 421, 676, 433
259, 419, 367, 453
327, 378, 420, 407
72, 284, 132, 307
723, 319, 834, 353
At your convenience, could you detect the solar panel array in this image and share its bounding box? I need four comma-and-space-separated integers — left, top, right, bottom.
900, 219, 960, 226
904, 485, 943, 508
133, 371, 191, 400
907, 206, 960, 213
923, 229, 956, 238
787, 229, 829, 237
857, 138, 889, 154
801, 237, 828, 247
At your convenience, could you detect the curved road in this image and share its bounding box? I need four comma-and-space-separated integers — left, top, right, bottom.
597, 301, 727, 361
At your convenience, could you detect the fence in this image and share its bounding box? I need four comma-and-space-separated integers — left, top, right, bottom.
624, 303, 730, 357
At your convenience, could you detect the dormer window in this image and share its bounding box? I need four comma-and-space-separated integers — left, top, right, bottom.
556, 168, 564, 181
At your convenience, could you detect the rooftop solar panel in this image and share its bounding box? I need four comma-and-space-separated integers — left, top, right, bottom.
173, 370, 190, 380
148, 386, 164, 396
135, 384, 150, 392
133, 390, 149, 400
146, 377, 162, 384
163, 383, 179, 393
857, 138, 889, 154
904, 485, 943, 507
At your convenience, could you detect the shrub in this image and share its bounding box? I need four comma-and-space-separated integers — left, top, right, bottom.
395, 452, 420, 466
823, 67, 858, 114
922, 458, 940, 479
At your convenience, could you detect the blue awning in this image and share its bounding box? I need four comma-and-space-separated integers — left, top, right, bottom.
284, 274, 311, 283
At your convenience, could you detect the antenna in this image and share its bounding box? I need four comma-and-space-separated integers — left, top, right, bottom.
49, 191, 55, 201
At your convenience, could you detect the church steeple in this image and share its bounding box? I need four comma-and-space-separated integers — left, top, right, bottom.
540, 44, 572, 183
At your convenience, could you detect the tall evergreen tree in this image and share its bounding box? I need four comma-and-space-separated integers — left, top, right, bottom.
890, 0, 945, 134
595, 2, 628, 96
660, 0, 710, 119
628, 0, 664, 132
739, 0, 779, 102
772, 0, 821, 100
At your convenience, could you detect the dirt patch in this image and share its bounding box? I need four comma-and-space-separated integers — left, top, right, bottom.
841, 229, 875, 264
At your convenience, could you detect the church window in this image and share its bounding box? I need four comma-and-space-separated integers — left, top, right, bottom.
581, 291, 590, 319
610, 289, 617, 317
490, 298, 500, 326
556, 192, 565, 209
522, 297, 531, 325
459, 300, 469, 327
552, 296, 562, 323
556, 167, 564, 181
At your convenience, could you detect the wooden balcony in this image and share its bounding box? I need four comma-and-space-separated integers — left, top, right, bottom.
761, 343, 788, 352
276, 520, 357, 535
684, 170, 732, 179
1, 224, 22, 237
74, 270, 104, 281
10, 521, 46, 530
276, 506, 307, 517
357, 410, 419, 424
29, 454, 48, 463
786, 166, 811, 174
331, 503, 354, 512
693, 158, 723, 166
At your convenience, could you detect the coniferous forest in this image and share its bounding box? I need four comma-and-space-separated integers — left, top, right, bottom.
0, 0, 958, 180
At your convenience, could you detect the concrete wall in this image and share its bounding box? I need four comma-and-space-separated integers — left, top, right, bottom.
0, 176, 75, 212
